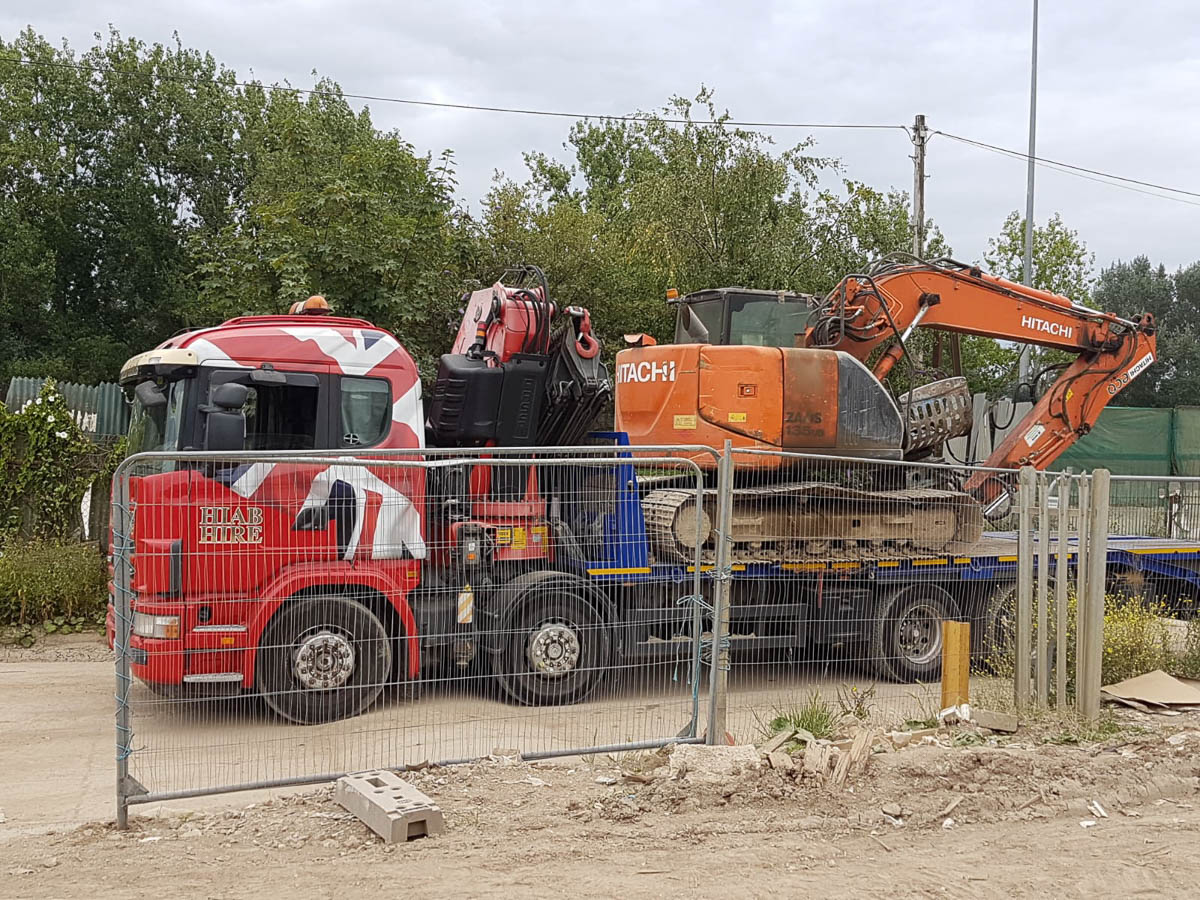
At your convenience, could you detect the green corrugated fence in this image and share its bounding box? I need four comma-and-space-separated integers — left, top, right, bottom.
3, 377, 129, 438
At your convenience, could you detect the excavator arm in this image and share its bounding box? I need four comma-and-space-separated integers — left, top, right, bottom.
805, 256, 1158, 500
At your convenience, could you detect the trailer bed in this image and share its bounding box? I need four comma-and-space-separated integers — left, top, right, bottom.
584, 533, 1200, 590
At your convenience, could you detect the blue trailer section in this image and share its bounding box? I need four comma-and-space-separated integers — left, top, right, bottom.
560, 440, 1200, 677
571, 436, 1200, 591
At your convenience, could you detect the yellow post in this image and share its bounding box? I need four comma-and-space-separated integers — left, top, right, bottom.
941, 620, 971, 709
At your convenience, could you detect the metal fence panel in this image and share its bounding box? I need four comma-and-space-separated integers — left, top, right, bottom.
114, 439, 1200, 824
699, 447, 1024, 741
113, 446, 710, 824
4, 376, 129, 437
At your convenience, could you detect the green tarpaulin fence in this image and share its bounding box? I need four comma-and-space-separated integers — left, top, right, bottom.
1055, 406, 1200, 477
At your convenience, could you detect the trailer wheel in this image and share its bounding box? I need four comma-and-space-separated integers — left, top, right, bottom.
493, 572, 611, 706
870, 585, 959, 683
972, 582, 1017, 672
972, 581, 1058, 676
256, 595, 392, 724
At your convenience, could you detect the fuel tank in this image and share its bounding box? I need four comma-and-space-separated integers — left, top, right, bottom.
614, 344, 905, 467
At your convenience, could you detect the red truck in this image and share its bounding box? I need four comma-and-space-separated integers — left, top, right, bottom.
109, 270, 616, 723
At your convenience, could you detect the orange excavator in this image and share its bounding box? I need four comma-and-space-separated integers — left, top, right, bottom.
614, 254, 1157, 561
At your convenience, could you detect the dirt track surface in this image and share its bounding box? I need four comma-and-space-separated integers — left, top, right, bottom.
0, 633, 946, 830
6, 634, 1200, 898
4, 735, 1200, 899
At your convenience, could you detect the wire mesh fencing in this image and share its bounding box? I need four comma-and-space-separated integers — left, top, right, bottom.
111, 446, 713, 824
112, 439, 1200, 825
706, 447, 1027, 741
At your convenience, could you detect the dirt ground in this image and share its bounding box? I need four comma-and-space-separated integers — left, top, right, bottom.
5, 635, 1200, 898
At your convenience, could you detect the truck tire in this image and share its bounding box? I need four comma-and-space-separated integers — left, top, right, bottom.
493, 572, 612, 706
255, 595, 392, 724
870, 584, 959, 683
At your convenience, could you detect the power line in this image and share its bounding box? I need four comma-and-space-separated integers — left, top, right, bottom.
0, 56, 905, 132
936, 130, 1200, 202
5, 55, 1198, 205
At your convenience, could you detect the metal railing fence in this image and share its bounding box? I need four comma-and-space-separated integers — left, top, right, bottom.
112, 443, 1144, 825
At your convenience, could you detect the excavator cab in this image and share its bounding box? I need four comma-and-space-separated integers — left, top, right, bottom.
615, 286, 910, 467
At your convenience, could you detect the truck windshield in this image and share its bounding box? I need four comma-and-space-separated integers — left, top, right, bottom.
126, 379, 187, 455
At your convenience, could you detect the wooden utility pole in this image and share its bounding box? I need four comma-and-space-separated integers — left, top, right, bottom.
911, 114, 929, 257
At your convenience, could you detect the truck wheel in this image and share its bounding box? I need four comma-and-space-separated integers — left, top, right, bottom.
493, 573, 611, 706
870, 585, 959, 683
256, 595, 392, 724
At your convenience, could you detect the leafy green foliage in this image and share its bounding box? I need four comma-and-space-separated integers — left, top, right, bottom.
0, 380, 117, 539
190, 89, 470, 376
984, 211, 1095, 301
0, 28, 249, 383
975, 212, 1098, 396
763, 691, 838, 741
1093, 256, 1200, 408
0, 538, 107, 640
477, 89, 946, 358
1, 28, 468, 382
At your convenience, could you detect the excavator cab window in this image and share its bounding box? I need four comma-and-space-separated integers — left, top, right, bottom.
727, 294, 810, 347
675, 289, 813, 347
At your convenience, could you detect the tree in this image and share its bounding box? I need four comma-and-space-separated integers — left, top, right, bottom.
477, 89, 946, 359
984, 211, 1095, 300
189, 85, 470, 375
0, 28, 249, 383
1093, 256, 1200, 408
0, 29, 469, 383
974, 212, 1096, 399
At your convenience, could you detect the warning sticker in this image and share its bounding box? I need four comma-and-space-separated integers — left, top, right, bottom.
511, 526, 527, 550
1023, 423, 1046, 447
674, 414, 697, 430
728, 412, 747, 423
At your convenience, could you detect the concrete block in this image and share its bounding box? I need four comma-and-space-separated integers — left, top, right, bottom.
971, 708, 1019, 733
766, 751, 795, 772
335, 770, 445, 842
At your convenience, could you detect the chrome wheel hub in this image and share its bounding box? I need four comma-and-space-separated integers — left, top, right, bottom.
898, 603, 942, 665
294, 629, 356, 690
526, 623, 581, 676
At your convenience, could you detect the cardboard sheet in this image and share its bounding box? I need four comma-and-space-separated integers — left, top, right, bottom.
1101, 669, 1200, 707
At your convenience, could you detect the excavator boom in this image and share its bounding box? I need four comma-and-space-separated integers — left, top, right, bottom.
804, 256, 1157, 495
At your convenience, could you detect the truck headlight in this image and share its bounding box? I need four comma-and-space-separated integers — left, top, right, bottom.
133, 613, 181, 639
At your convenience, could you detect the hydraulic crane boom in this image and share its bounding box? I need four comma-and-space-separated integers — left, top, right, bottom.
804, 256, 1157, 498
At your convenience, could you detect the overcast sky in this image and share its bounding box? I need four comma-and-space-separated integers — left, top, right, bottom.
4, 0, 1200, 276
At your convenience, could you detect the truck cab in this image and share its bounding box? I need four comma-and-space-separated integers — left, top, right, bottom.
110, 283, 620, 724
112, 301, 431, 722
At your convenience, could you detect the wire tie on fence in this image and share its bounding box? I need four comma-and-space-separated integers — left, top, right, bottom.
708, 565, 735, 583
676, 593, 713, 615
700, 634, 732, 669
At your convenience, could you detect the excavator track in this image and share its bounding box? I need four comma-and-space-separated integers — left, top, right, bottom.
643, 483, 984, 565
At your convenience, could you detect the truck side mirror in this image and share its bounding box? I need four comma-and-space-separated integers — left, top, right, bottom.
205, 383, 248, 452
